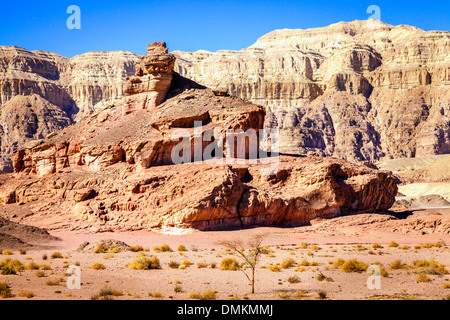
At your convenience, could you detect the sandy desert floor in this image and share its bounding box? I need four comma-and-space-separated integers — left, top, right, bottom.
0, 208, 449, 301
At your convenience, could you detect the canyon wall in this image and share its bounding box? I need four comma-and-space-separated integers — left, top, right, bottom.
1, 20, 449, 172
173, 20, 450, 162
0, 46, 141, 171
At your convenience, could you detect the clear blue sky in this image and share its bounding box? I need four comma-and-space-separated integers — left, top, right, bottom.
0, 0, 448, 57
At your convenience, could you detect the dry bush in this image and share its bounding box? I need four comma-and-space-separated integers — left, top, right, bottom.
287, 275, 301, 284
218, 258, 241, 271
416, 274, 432, 282
387, 241, 399, 248
188, 290, 217, 300
127, 255, 161, 270
317, 272, 333, 282
154, 243, 173, 253
51, 252, 63, 259
332, 258, 345, 269
18, 291, 35, 298
168, 261, 180, 269
0, 258, 25, 275
413, 259, 448, 275
389, 259, 408, 270
281, 258, 296, 269
0, 282, 13, 298
269, 265, 281, 272
93, 245, 106, 254
341, 259, 368, 273
129, 245, 144, 252
91, 263, 106, 270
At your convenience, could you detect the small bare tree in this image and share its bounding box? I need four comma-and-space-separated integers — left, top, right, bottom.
217, 233, 268, 294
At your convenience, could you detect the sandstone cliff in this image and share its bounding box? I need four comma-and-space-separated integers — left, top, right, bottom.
2, 20, 448, 172
173, 20, 450, 162
0, 46, 141, 171
0, 43, 397, 231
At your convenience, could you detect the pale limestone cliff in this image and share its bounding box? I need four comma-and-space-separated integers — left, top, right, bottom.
0, 46, 141, 171
173, 20, 450, 162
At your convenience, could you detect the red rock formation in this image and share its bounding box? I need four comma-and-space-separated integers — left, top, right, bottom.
123, 42, 176, 113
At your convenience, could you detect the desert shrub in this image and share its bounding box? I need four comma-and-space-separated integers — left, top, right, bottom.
91, 287, 122, 300
281, 258, 296, 269
188, 290, 217, 300
181, 260, 192, 267
387, 241, 399, 248
177, 245, 187, 252
218, 258, 241, 271
42, 254, 47, 260
25, 262, 40, 270
296, 243, 309, 249
99, 287, 123, 297
398, 245, 410, 250
168, 261, 180, 269
129, 245, 144, 252
2, 250, 13, 255
416, 274, 432, 282
149, 292, 163, 298
174, 285, 183, 293
18, 248, 26, 255
299, 258, 319, 267
91, 263, 106, 270
35, 270, 45, 278
93, 245, 106, 254
0, 258, 25, 275
127, 255, 161, 270
51, 252, 63, 259
390, 259, 408, 270
45, 278, 63, 286
268, 265, 281, 272
372, 244, 383, 249
287, 275, 301, 284
380, 268, 389, 278
108, 245, 120, 253
318, 290, 327, 300
278, 291, 289, 299
0, 282, 13, 298
210, 262, 217, 269
341, 259, 368, 273
18, 291, 35, 298
332, 258, 345, 269
39, 264, 51, 270
317, 272, 333, 282
294, 290, 309, 298
197, 262, 208, 268
442, 282, 450, 289
413, 259, 448, 275
154, 243, 173, 253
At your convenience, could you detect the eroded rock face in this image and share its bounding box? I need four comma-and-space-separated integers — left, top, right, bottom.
123, 42, 176, 111
0, 156, 397, 231
11, 83, 265, 176
0, 71, 397, 231
0, 46, 141, 171
173, 20, 450, 162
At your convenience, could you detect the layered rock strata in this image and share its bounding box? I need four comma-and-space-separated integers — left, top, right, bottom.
173, 20, 450, 162
0, 47, 397, 230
